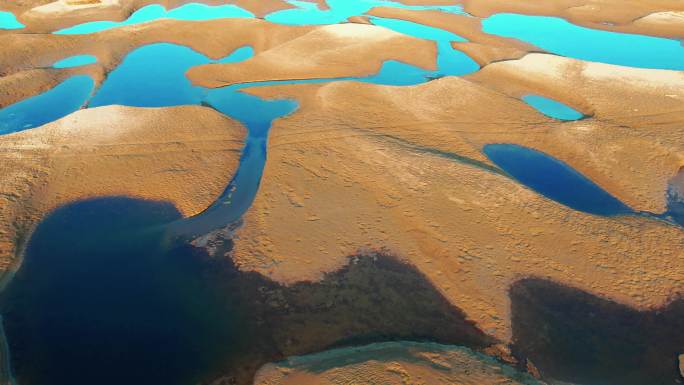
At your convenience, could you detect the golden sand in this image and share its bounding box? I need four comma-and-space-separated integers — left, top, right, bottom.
0, 105, 245, 273
224, 74, 683, 341
187, 23, 437, 88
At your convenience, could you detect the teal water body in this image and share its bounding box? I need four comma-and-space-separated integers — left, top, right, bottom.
522, 95, 584, 121
482, 13, 684, 70
52, 54, 98, 69
0, 75, 94, 135
0, 10, 23, 29
54, 3, 253, 34
369, 17, 478, 76
265, 0, 466, 25
483, 144, 631, 216
89, 44, 253, 107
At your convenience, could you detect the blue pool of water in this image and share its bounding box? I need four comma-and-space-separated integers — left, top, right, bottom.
52, 54, 98, 69
483, 144, 631, 215
482, 13, 684, 70
370, 17, 478, 76
0, 76, 94, 135
0, 11, 24, 29
522, 95, 584, 121
54, 3, 253, 34
265, 0, 466, 25
89, 44, 253, 108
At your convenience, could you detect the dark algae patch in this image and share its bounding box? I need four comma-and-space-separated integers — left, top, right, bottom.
510, 278, 684, 385
0, 197, 493, 385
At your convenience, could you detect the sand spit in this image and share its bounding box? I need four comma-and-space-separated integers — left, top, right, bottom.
3, 0, 295, 32
468, 53, 684, 213
225, 78, 684, 342
0, 105, 244, 274
461, 0, 684, 39
254, 341, 543, 385
187, 23, 437, 88
366, 7, 540, 66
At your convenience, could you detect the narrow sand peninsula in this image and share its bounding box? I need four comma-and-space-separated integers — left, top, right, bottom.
461, 0, 684, 39
366, 7, 540, 65
0, 105, 245, 274
468, 53, 684, 213
187, 23, 437, 88
254, 341, 542, 385
226, 79, 683, 341
8, 0, 295, 32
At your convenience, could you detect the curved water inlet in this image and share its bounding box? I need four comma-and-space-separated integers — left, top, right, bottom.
483, 143, 632, 216
369, 16, 479, 77
482, 13, 684, 70
522, 95, 584, 121
0, 11, 24, 30
0, 75, 95, 135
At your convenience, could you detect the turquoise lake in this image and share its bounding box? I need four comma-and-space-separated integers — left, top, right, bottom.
370, 17, 478, 76
522, 95, 584, 121
0, 11, 23, 29
54, 3, 254, 34
482, 13, 684, 70
89, 43, 253, 107
0, 76, 94, 135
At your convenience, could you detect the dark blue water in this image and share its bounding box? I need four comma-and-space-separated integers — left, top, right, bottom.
54, 3, 254, 34
0, 198, 251, 385
0, 76, 94, 135
483, 144, 631, 215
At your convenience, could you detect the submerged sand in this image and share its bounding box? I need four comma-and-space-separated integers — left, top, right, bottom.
254, 341, 542, 385
227, 70, 683, 341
